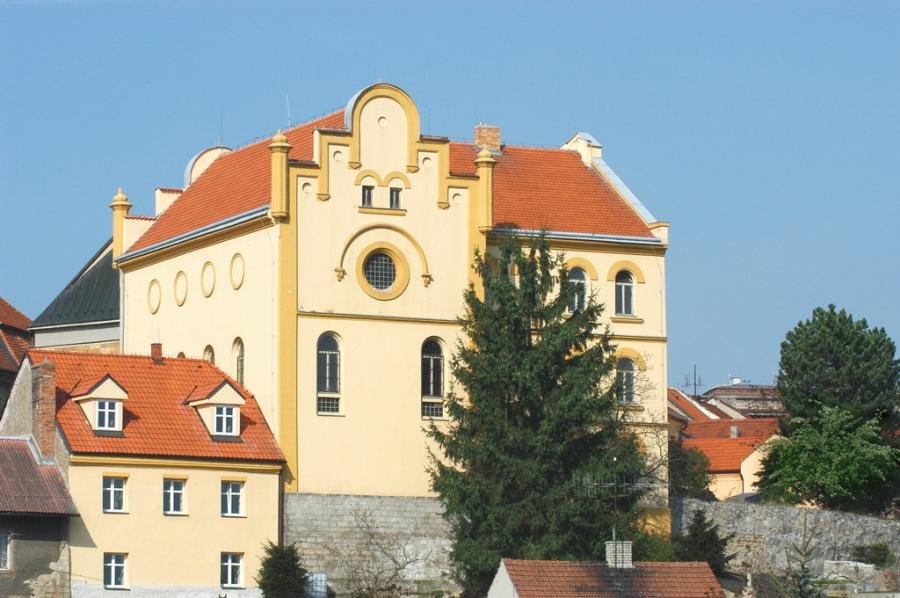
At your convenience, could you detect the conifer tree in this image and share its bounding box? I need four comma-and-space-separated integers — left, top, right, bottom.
256, 541, 308, 598
674, 510, 734, 576
428, 236, 649, 596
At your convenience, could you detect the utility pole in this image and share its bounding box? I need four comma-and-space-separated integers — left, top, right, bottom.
683, 364, 704, 398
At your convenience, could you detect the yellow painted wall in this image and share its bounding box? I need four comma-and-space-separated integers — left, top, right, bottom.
120, 228, 281, 433
67, 460, 280, 589
709, 473, 744, 500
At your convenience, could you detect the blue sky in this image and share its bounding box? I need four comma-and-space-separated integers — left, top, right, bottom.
1, 1, 898, 390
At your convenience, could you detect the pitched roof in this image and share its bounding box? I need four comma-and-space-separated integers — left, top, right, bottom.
683, 437, 768, 473
31, 242, 119, 328
0, 296, 31, 330
0, 437, 78, 516
127, 111, 345, 253
27, 349, 284, 463
124, 101, 658, 258
684, 418, 779, 440
667, 388, 715, 422
499, 559, 724, 598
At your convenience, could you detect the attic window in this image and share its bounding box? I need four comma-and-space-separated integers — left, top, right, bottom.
97, 400, 122, 431
214, 406, 238, 436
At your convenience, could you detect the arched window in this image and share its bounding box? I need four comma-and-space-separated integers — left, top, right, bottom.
203, 345, 215, 365
615, 270, 634, 316
316, 333, 340, 414
421, 339, 444, 418
176, 352, 186, 359
232, 338, 245, 385
568, 267, 587, 313
616, 358, 635, 403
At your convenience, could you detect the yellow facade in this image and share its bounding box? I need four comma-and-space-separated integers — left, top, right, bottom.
67, 458, 280, 591
118, 83, 669, 499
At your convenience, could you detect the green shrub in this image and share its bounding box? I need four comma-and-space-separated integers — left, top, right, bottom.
256, 541, 308, 598
633, 533, 676, 561
851, 543, 896, 568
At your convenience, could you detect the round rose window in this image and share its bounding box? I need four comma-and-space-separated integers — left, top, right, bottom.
363, 251, 396, 290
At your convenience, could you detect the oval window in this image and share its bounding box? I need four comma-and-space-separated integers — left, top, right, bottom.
363, 251, 396, 291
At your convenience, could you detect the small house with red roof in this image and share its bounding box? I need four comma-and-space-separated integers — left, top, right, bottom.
1, 344, 283, 595
487, 540, 725, 597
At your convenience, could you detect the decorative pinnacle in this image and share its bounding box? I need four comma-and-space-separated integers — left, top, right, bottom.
475, 147, 495, 166
111, 187, 130, 207
269, 129, 291, 151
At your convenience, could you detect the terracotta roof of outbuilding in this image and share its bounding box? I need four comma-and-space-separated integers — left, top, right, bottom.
500, 558, 725, 597
0, 296, 31, 330
0, 437, 78, 516
684, 418, 779, 440
667, 388, 714, 422
27, 349, 284, 463
683, 437, 769, 473
125, 106, 656, 257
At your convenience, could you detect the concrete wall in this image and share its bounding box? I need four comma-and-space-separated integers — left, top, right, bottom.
672, 497, 900, 575
0, 516, 70, 598
283, 493, 453, 594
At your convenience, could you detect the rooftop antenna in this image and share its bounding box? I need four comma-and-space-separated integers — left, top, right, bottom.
285, 93, 292, 128
682, 364, 704, 398
216, 111, 223, 148
426, 107, 431, 135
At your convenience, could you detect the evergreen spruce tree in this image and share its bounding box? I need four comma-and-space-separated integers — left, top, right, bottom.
674, 510, 734, 576
255, 541, 308, 598
428, 236, 649, 596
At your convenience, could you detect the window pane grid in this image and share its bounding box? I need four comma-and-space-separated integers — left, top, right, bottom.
97, 401, 116, 429
221, 481, 242, 516
421, 400, 443, 418
103, 477, 125, 512
221, 553, 242, 587
363, 252, 396, 290
163, 480, 184, 514
317, 396, 340, 413
103, 553, 126, 588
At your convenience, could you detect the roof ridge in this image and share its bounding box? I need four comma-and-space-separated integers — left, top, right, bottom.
28, 348, 210, 364
221, 108, 345, 155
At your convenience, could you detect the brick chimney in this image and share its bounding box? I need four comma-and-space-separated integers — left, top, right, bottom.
30, 360, 57, 460
474, 124, 502, 153
151, 342, 164, 365
605, 540, 634, 569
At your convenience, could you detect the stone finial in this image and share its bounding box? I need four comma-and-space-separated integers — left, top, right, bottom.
269, 130, 291, 151
111, 187, 130, 208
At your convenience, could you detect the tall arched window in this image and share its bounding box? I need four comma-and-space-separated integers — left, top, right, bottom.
203, 345, 215, 365
232, 338, 245, 385
316, 333, 340, 414
616, 358, 635, 403
568, 267, 587, 313
615, 270, 634, 316
421, 339, 444, 418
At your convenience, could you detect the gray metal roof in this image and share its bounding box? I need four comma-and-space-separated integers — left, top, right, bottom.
31, 241, 119, 329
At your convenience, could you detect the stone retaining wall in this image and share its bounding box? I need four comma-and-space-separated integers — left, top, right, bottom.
283, 493, 454, 595
672, 497, 900, 575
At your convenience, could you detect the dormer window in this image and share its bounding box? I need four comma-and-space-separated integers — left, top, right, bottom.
96, 400, 121, 431
214, 406, 238, 436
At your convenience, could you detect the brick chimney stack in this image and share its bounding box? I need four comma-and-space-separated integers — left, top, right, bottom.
30, 360, 57, 460
605, 540, 634, 569
151, 342, 164, 365
474, 124, 502, 153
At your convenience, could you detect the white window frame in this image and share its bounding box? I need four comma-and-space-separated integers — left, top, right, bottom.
615, 270, 635, 316
103, 553, 127, 589
221, 481, 244, 517
421, 339, 445, 419
96, 400, 120, 431
102, 477, 126, 513
220, 552, 243, 588
616, 359, 636, 404
389, 187, 402, 209
163, 479, 186, 515
214, 405, 238, 436
317, 333, 341, 415
567, 267, 588, 313
0, 531, 10, 571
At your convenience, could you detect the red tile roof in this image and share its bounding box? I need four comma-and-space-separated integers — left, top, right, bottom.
127, 111, 345, 253
683, 437, 767, 473
0, 327, 31, 374
27, 349, 284, 463
667, 388, 714, 422
0, 296, 31, 330
125, 107, 656, 258
684, 418, 779, 440
500, 559, 725, 597
0, 438, 78, 516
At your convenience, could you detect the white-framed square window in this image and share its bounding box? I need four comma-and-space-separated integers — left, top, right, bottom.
163, 479, 185, 515
220, 481, 244, 516
0, 532, 10, 570
96, 400, 121, 431
220, 552, 243, 588
102, 477, 126, 513
103, 553, 127, 589
214, 405, 238, 435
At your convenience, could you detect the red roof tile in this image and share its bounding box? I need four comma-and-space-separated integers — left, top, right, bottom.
0, 327, 31, 374
500, 559, 725, 597
27, 349, 284, 463
683, 437, 767, 473
127, 111, 345, 253
0, 296, 31, 330
0, 438, 78, 516
667, 388, 714, 422
685, 418, 779, 440
490, 146, 654, 238
127, 110, 655, 256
